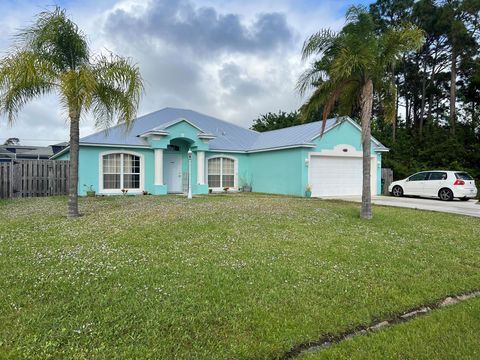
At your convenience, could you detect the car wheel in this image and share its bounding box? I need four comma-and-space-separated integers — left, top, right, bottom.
460, 197, 470, 201
438, 188, 453, 201
392, 185, 403, 197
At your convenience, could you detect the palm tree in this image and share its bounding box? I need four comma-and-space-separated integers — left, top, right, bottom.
298, 6, 424, 219
0, 8, 143, 217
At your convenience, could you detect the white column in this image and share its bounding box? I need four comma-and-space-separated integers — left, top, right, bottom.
197, 151, 205, 184
154, 149, 163, 185
187, 149, 192, 199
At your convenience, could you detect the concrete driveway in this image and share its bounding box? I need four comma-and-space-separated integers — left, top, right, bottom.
319, 195, 480, 218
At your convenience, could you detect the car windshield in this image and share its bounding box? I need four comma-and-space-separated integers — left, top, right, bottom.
455, 172, 474, 180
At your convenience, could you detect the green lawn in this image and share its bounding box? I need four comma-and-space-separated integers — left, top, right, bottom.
302, 297, 480, 359
1, 194, 479, 359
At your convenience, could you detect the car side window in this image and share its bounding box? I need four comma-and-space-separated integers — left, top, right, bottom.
428, 172, 447, 181
409, 172, 428, 181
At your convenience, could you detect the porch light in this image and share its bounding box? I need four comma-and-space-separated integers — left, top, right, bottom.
187, 149, 193, 199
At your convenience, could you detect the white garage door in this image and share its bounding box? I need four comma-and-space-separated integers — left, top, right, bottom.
309, 156, 376, 197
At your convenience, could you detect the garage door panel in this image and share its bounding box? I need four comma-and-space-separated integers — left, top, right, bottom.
310, 156, 375, 197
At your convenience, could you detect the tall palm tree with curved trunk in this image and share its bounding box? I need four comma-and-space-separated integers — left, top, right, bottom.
0, 8, 144, 217
298, 6, 424, 219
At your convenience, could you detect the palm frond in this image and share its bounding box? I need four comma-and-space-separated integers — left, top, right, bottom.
0, 51, 57, 123
337, 81, 361, 116
379, 78, 397, 124
90, 54, 144, 130
296, 64, 325, 96
330, 46, 374, 81
16, 6, 89, 71
380, 23, 424, 69
300, 79, 350, 135
301, 29, 338, 61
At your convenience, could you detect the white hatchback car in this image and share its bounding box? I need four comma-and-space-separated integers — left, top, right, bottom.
388, 171, 477, 201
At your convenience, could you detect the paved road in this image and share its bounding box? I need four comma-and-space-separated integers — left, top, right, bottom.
319, 195, 480, 218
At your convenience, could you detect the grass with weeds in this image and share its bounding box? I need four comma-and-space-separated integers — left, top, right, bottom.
302, 297, 480, 359
0, 194, 479, 358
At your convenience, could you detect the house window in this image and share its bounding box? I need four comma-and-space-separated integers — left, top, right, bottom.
208, 157, 235, 188
102, 153, 141, 190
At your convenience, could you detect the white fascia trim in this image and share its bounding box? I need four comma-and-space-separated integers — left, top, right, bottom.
375, 147, 390, 152
138, 130, 169, 138
208, 149, 245, 154
51, 143, 151, 159
246, 144, 316, 153
208, 144, 316, 154
198, 134, 216, 139
82, 143, 150, 148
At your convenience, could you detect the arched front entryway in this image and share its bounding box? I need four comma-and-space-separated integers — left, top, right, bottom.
163, 137, 194, 194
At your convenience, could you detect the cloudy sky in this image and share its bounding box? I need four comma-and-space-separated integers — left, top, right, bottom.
0, 0, 371, 146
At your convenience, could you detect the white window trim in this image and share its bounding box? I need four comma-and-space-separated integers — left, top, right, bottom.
99, 150, 145, 194
206, 155, 238, 191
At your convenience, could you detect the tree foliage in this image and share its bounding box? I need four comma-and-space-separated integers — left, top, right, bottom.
3, 137, 20, 145
297, 6, 423, 219
255, 0, 479, 185
0, 7, 144, 216
369, 0, 480, 181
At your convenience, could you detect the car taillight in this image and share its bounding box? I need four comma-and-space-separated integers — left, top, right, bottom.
454, 179, 465, 185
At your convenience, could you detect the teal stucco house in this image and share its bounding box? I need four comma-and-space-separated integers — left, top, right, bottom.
53, 107, 388, 197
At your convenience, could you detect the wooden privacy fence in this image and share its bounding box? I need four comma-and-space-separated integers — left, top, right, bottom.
381, 168, 394, 195
0, 160, 69, 199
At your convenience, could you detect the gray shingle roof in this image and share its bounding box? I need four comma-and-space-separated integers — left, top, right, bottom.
249, 119, 338, 151
79, 107, 387, 152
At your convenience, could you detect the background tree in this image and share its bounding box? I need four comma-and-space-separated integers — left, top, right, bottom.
3, 137, 20, 145
0, 8, 144, 217
297, 6, 423, 219
250, 108, 325, 132
251, 111, 301, 132
368, 0, 480, 183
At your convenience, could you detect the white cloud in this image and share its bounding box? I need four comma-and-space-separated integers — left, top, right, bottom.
0, 0, 349, 146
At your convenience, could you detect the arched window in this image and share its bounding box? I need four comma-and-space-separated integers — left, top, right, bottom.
208, 157, 235, 188
102, 153, 141, 191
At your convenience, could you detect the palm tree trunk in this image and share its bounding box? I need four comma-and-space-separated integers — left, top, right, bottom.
419, 67, 427, 137
450, 47, 457, 136
393, 77, 399, 143
360, 79, 373, 220
68, 111, 80, 217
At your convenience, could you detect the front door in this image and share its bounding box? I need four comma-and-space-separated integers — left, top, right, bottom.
163, 153, 183, 193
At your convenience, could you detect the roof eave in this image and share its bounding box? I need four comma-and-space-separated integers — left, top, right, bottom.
246, 143, 316, 153
138, 130, 169, 138
51, 142, 151, 159
198, 134, 216, 140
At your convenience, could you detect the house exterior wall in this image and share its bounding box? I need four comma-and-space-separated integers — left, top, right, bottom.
59, 119, 383, 197
57, 146, 155, 196
247, 148, 305, 196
